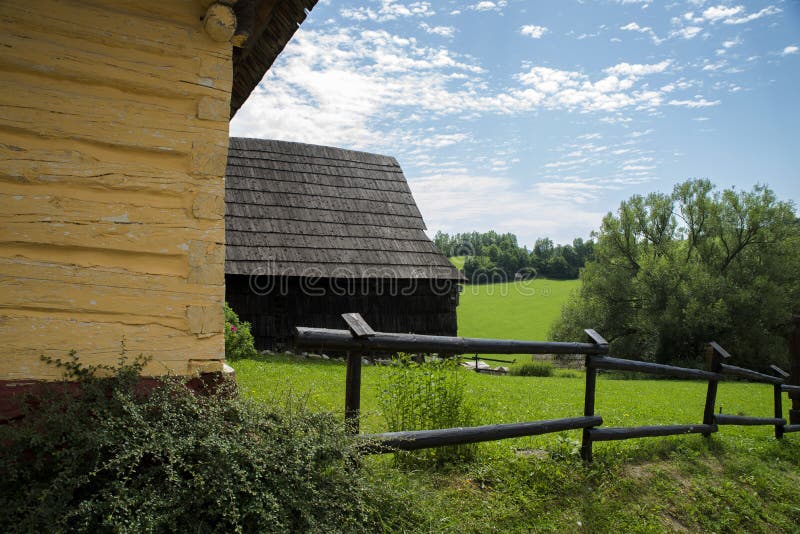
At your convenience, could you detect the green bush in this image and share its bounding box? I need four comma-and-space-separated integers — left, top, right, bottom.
225, 303, 258, 360
509, 361, 554, 377
0, 354, 386, 533
377, 356, 477, 467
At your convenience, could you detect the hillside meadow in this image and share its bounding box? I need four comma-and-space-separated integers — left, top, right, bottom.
230, 279, 800, 531
233, 355, 800, 532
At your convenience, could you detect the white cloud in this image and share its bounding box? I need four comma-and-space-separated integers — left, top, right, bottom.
420, 22, 455, 37
341, 0, 434, 22
604, 60, 672, 77
520, 25, 548, 39
470, 0, 507, 12
702, 5, 744, 22
723, 5, 781, 25
782, 45, 799, 56
668, 97, 721, 108
670, 25, 703, 39
722, 36, 742, 48
620, 21, 664, 44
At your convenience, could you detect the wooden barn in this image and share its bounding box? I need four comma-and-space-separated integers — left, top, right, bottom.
0, 0, 315, 416
224, 138, 463, 350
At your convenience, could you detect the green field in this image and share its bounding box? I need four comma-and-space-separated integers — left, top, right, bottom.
457, 279, 579, 341
449, 255, 467, 270
233, 355, 800, 532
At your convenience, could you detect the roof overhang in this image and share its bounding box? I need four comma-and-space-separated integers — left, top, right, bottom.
228, 0, 318, 119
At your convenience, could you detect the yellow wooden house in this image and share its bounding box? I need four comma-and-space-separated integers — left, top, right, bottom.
0, 0, 316, 415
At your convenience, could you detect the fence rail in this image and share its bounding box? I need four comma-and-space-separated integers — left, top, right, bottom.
294, 314, 798, 462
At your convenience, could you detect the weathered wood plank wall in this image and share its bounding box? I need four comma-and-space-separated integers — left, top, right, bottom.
226, 276, 459, 350
0, 0, 231, 378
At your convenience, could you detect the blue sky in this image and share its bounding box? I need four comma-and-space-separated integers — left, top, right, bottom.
230, 0, 800, 247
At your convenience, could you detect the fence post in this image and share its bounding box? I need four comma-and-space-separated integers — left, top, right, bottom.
344, 351, 362, 434
790, 315, 800, 425
341, 313, 376, 435
581, 329, 607, 463
771, 365, 790, 440
702, 342, 728, 436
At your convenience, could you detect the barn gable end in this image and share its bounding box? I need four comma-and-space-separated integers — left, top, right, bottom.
224, 138, 463, 348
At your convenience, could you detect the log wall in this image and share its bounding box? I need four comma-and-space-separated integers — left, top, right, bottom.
0, 0, 232, 379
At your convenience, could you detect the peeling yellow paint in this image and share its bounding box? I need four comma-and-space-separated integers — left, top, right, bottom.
0, 0, 231, 380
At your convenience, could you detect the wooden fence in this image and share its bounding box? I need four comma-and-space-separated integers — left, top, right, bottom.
294, 314, 799, 462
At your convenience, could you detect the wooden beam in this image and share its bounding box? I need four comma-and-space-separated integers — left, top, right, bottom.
589, 356, 723, 381
360, 416, 603, 452
295, 327, 610, 355
719, 363, 784, 385
342, 313, 376, 339
589, 424, 717, 442
715, 414, 786, 426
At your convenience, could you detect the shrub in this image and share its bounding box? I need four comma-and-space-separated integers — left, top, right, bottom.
225, 303, 258, 360
509, 361, 554, 377
377, 356, 477, 467
0, 354, 386, 533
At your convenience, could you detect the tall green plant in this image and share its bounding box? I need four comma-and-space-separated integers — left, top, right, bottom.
225, 303, 258, 360
378, 356, 477, 467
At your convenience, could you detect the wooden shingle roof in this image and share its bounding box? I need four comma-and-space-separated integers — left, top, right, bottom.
225, 138, 463, 280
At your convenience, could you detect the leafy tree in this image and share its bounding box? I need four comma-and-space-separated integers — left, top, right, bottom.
550, 180, 800, 369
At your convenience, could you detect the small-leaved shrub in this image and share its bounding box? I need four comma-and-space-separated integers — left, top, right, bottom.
0, 353, 387, 533
509, 361, 554, 377
225, 302, 258, 360
378, 355, 477, 467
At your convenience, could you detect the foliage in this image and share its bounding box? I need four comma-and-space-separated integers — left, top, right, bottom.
551, 180, 800, 368
377, 356, 477, 467
0, 353, 387, 533
509, 361, 554, 377
225, 302, 258, 360
433, 230, 594, 282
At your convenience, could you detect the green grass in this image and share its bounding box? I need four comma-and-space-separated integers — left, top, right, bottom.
457, 279, 578, 341
450, 255, 467, 270
233, 355, 800, 531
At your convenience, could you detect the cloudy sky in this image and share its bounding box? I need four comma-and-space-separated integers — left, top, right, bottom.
231, 0, 800, 247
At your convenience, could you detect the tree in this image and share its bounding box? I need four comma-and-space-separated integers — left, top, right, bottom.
550, 179, 800, 369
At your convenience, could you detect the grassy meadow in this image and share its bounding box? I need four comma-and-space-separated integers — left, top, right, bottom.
457, 278, 579, 341
230, 277, 800, 531
233, 355, 800, 532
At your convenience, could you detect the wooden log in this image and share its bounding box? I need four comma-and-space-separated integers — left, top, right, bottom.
589, 356, 723, 381
584, 328, 608, 347
344, 352, 361, 434
581, 350, 598, 463
204, 3, 237, 42
782, 424, 800, 433
715, 414, 786, 426
702, 342, 727, 436
775, 383, 785, 440
589, 424, 717, 442
790, 315, 800, 424
342, 313, 375, 339
770, 365, 791, 379
719, 363, 784, 384
294, 327, 609, 355
360, 415, 603, 452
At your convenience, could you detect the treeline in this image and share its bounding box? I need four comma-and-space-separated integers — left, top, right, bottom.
433, 230, 594, 282
550, 179, 800, 369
